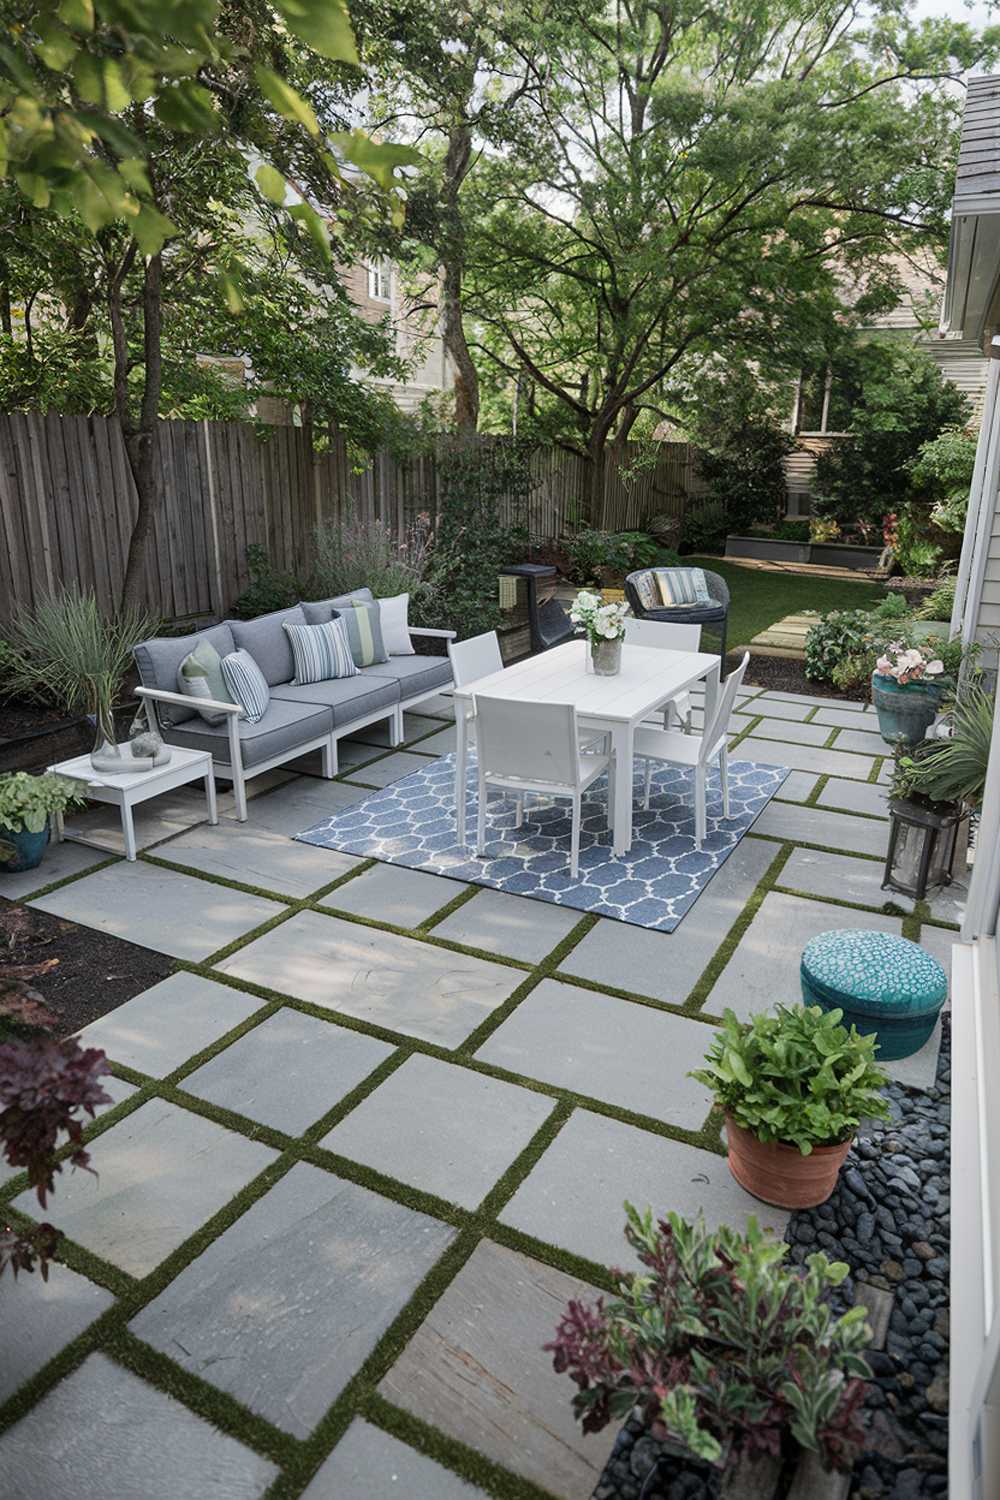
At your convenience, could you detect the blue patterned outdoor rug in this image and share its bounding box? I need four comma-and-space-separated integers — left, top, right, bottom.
296, 752, 788, 932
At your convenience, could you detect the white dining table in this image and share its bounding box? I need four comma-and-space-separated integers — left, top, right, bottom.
451, 639, 722, 857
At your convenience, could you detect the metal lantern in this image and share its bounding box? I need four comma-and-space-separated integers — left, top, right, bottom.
882, 795, 963, 900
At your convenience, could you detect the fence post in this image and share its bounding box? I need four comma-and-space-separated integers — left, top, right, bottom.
201, 420, 226, 619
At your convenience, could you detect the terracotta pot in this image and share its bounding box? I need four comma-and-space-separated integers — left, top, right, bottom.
724, 1115, 851, 1209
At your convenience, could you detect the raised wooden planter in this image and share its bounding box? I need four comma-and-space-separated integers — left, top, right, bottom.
725, 536, 882, 571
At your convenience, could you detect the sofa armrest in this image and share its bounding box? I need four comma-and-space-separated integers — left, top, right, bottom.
410, 627, 457, 641
135, 686, 242, 716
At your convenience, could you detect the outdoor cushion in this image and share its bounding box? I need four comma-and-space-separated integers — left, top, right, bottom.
654, 568, 711, 607
378, 593, 414, 656
229, 605, 305, 686
362, 655, 453, 700
284, 618, 359, 683
177, 639, 236, 725
270, 673, 400, 729
134, 623, 236, 727
221, 648, 270, 724
300, 588, 375, 624
340, 600, 388, 666
800, 929, 948, 1061
165, 698, 333, 769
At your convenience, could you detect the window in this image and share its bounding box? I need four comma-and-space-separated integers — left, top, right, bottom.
367, 260, 392, 302
796, 360, 858, 435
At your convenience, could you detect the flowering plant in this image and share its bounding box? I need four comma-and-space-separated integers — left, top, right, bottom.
569, 590, 630, 643
874, 641, 945, 686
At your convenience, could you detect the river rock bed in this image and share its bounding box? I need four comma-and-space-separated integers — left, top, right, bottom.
592, 1020, 951, 1500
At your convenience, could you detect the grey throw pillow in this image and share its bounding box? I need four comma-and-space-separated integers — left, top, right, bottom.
177, 639, 235, 724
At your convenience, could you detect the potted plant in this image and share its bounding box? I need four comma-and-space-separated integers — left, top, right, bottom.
690, 1004, 890, 1209
568, 589, 630, 674
870, 639, 946, 746
0, 772, 87, 873
548, 1207, 873, 1499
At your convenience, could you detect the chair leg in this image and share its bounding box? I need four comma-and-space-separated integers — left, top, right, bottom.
232, 760, 248, 822
476, 774, 488, 855
643, 758, 653, 810
515, 793, 524, 828
390, 706, 404, 746
720, 746, 730, 818
321, 737, 337, 779
694, 764, 706, 847
570, 792, 581, 880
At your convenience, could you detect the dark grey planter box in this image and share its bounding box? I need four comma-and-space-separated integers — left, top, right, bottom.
725, 536, 810, 563
809, 541, 882, 571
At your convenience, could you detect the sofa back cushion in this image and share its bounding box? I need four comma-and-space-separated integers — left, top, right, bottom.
134, 623, 236, 726
229, 605, 305, 686
221, 648, 270, 724
300, 588, 374, 625
284, 618, 360, 684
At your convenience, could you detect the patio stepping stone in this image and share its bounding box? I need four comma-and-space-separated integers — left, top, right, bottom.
347, 713, 443, 748
412, 693, 456, 720
752, 799, 889, 857
0, 839, 108, 901
131, 1164, 454, 1439
701, 891, 901, 1024
62, 787, 218, 856
0, 1261, 115, 1405
733, 697, 811, 721
741, 739, 875, 780
14, 1100, 276, 1277
433, 886, 582, 963
499, 1110, 789, 1267
833, 726, 889, 756
778, 848, 894, 908
154, 819, 361, 897
324, 861, 466, 927
0, 1352, 277, 1499
302, 1419, 486, 1499
773, 769, 820, 802
817, 776, 889, 819
346, 750, 442, 789
239, 777, 369, 836
812, 705, 875, 728
181, 1010, 394, 1134
408, 723, 458, 756
759, 691, 867, 711
29, 861, 284, 962
321, 1054, 553, 1208
558, 836, 779, 1003
476, 978, 714, 1130
747, 718, 832, 746
216, 909, 524, 1046
77, 971, 263, 1077
379, 1239, 616, 1500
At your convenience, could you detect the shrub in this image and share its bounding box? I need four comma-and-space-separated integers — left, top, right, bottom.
892, 683, 994, 809
690, 1005, 890, 1154
909, 427, 977, 535
4, 589, 156, 718
547, 1206, 872, 1471
311, 513, 432, 602
681, 499, 727, 554
804, 595, 912, 686
230, 544, 302, 619
917, 577, 956, 622
0, 773, 87, 839
564, 529, 657, 584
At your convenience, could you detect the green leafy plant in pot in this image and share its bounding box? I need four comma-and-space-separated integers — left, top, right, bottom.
870, 640, 947, 747
0, 773, 87, 873
690, 1005, 890, 1209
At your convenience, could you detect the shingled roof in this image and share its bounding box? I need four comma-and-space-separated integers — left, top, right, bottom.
941, 74, 1000, 338
954, 73, 1000, 216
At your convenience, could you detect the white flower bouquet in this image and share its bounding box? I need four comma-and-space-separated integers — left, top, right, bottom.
569, 590, 630, 644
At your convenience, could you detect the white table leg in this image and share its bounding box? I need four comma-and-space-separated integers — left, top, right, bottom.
703, 659, 722, 731
52, 810, 64, 844
455, 706, 469, 845
205, 766, 218, 825
611, 723, 634, 856
121, 798, 138, 861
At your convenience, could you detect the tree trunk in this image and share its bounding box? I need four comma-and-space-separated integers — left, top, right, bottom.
586, 426, 609, 528
120, 253, 163, 610
441, 120, 479, 434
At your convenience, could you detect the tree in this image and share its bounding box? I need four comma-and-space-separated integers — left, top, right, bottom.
454, 0, 998, 520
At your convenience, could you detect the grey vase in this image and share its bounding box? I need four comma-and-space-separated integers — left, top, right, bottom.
591, 637, 623, 675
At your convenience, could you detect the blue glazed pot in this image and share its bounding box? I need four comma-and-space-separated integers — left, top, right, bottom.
0, 826, 50, 874
871, 672, 942, 748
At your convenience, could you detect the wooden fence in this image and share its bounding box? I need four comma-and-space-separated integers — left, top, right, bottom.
0, 413, 706, 626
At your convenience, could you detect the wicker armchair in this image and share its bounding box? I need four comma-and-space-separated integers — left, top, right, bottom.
624, 566, 731, 668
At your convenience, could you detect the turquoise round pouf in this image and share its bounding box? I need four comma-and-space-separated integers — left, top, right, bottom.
800, 929, 947, 1061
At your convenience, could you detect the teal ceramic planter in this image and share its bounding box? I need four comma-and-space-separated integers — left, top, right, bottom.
0, 825, 50, 874
871, 672, 942, 748
800, 929, 947, 1061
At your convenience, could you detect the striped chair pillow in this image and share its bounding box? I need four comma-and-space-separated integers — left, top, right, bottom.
220, 648, 270, 724
655, 567, 711, 607
283, 618, 360, 685
340, 600, 388, 667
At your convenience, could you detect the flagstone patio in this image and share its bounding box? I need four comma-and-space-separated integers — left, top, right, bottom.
0, 683, 957, 1500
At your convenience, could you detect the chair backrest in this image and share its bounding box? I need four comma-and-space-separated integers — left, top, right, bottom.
624, 618, 701, 653
700, 653, 750, 758
448, 631, 503, 688
474, 695, 579, 787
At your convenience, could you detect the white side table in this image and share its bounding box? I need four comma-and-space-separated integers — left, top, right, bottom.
48, 746, 218, 862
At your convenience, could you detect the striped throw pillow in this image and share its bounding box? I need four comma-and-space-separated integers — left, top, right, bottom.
220, 649, 270, 724
655, 568, 711, 607
340, 600, 388, 667
283, 618, 360, 685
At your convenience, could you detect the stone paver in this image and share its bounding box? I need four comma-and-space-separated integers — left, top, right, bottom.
434, 886, 582, 962
132, 1165, 454, 1438
476, 978, 714, 1129
410, 693, 455, 720
216, 910, 524, 1046
345, 750, 439, 788
61, 788, 216, 856
408, 723, 458, 756
558, 836, 779, 1003
500, 1110, 789, 1266
0, 1261, 115, 1404
778, 847, 891, 908
772, 769, 820, 802
322, 1054, 553, 1208
812, 705, 874, 728
833, 726, 890, 756
703, 891, 901, 1022
0, 1352, 277, 1499
0, 839, 109, 900
324, 862, 465, 927
93, 1075, 138, 1117
348, 713, 443, 748
881, 1018, 944, 1091
759, 691, 867, 710
241, 777, 369, 836
155, 819, 361, 897
182, 1011, 394, 1134
741, 740, 875, 779
30, 862, 284, 961
302, 1419, 486, 1499
753, 799, 889, 857
77, 972, 263, 1077
380, 1239, 616, 1500
734, 697, 811, 721
818, 777, 889, 818
14, 1100, 276, 1277
917, 922, 956, 987
747, 718, 832, 746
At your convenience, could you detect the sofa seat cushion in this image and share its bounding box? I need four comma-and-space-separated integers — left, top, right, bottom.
270, 673, 399, 729
165, 698, 334, 769
362, 656, 453, 700
229, 606, 306, 686
134, 624, 236, 727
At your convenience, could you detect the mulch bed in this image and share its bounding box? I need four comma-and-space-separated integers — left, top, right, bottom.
1, 900, 176, 1037
733, 651, 870, 702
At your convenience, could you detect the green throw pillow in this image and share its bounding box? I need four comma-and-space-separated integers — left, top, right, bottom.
177, 639, 236, 724
339, 601, 388, 667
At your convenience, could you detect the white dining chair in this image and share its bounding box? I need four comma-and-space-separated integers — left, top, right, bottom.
472, 696, 612, 879
448, 630, 503, 691
624, 617, 702, 731
633, 653, 750, 848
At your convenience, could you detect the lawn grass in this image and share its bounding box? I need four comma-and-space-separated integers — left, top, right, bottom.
687, 556, 887, 650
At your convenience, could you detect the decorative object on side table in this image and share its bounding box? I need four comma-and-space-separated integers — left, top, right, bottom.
0, 772, 88, 874
870, 641, 945, 747
128, 706, 171, 769
568, 589, 630, 674
800, 929, 947, 1062
690, 1004, 890, 1208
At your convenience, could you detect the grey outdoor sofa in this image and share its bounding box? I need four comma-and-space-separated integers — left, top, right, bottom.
132, 590, 455, 820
